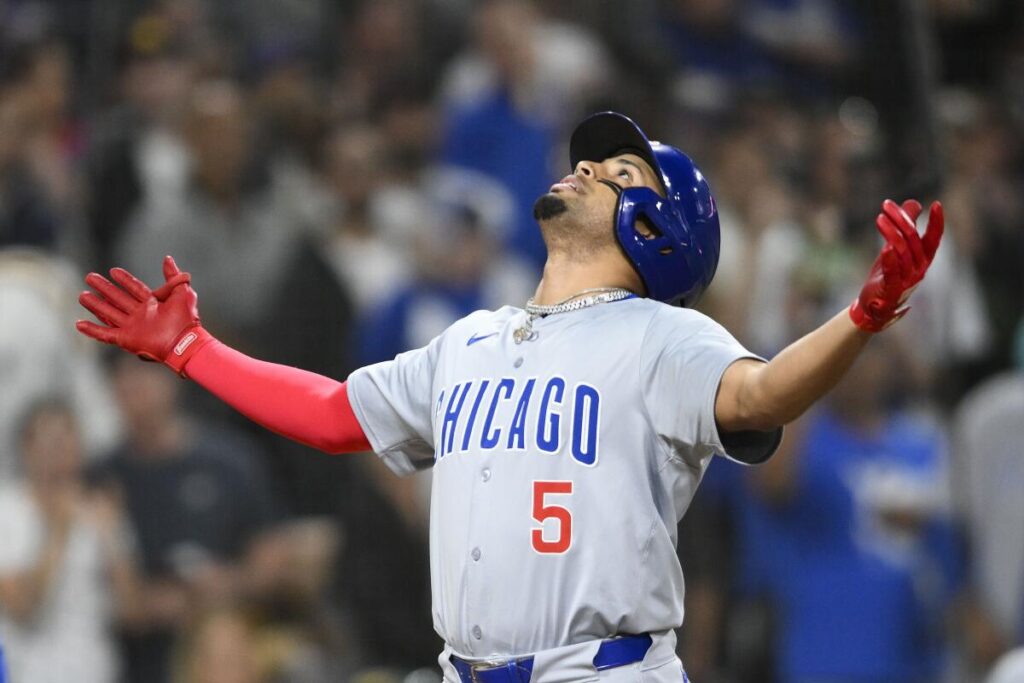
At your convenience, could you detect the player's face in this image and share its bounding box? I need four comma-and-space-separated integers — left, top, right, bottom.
557, 153, 662, 197
534, 153, 662, 244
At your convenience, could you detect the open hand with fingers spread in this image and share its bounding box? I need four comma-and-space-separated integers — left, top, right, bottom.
76, 255, 214, 374
849, 199, 944, 332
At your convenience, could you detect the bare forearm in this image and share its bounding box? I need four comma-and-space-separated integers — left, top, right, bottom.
122, 579, 191, 630
0, 530, 67, 621
105, 549, 143, 624
741, 310, 872, 428
716, 198, 944, 434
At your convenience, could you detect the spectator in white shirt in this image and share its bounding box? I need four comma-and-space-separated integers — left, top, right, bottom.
0, 398, 139, 683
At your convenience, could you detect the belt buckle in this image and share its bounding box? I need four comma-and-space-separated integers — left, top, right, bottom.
469, 659, 505, 683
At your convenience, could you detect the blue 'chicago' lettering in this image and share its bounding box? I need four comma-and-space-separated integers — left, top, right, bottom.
460, 379, 490, 452
536, 376, 565, 453
571, 383, 600, 466
506, 378, 536, 451
436, 376, 600, 465
481, 378, 514, 450
440, 382, 472, 456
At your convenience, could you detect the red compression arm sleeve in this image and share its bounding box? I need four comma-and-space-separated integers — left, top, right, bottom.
184, 340, 372, 454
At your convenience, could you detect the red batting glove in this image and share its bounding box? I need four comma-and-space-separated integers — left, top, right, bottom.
849, 199, 944, 332
76, 256, 214, 375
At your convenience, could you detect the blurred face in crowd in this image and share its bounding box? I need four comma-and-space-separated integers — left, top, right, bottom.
184, 81, 250, 199
255, 60, 321, 155
808, 118, 853, 205
534, 152, 662, 260
950, 113, 1016, 178
0, 92, 28, 169
325, 125, 385, 212
380, 98, 437, 173
112, 355, 181, 438
828, 342, 896, 424
713, 128, 770, 208
671, 0, 737, 31
124, 54, 195, 123
414, 209, 490, 286
475, 0, 537, 83
22, 42, 71, 125
350, 0, 419, 67
21, 405, 82, 489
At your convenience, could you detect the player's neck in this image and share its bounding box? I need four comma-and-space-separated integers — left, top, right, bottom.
532, 253, 640, 306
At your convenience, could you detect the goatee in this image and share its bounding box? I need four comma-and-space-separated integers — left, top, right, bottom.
533, 193, 568, 221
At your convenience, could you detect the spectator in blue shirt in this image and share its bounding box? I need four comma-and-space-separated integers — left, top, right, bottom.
733, 341, 963, 683
358, 168, 534, 365
440, 93, 552, 268
437, 0, 612, 269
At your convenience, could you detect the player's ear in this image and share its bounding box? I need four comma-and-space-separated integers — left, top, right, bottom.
636, 216, 660, 240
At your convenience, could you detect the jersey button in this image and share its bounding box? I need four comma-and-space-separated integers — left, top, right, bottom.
471, 547, 481, 561
481, 468, 491, 482
472, 625, 482, 640
513, 357, 524, 368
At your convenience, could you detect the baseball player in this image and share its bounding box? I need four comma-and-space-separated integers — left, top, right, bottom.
75, 112, 944, 683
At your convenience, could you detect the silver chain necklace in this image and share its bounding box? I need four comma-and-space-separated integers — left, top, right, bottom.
513, 287, 634, 344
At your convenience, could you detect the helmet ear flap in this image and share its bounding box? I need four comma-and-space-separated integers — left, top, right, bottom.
615, 187, 687, 300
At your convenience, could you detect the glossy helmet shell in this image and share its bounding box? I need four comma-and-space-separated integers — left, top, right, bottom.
569, 111, 720, 307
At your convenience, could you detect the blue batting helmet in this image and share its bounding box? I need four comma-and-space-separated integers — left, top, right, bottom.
569, 111, 720, 307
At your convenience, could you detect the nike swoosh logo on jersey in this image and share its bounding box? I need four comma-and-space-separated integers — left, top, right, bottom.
466, 332, 498, 346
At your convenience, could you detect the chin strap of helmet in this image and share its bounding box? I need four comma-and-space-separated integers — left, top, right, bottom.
596, 179, 623, 196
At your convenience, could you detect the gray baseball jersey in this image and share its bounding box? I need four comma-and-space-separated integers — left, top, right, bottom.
347, 297, 780, 673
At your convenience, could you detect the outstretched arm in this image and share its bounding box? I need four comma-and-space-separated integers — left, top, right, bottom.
716, 199, 944, 432
76, 256, 371, 454
185, 342, 370, 453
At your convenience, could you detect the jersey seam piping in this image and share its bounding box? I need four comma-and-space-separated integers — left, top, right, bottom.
635, 515, 659, 614
348, 375, 428, 473
638, 307, 700, 473
346, 374, 384, 450
633, 308, 675, 620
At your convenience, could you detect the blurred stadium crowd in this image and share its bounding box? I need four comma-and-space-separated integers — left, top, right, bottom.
0, 0, 1022, 682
